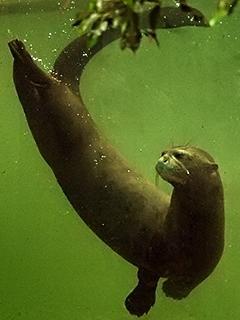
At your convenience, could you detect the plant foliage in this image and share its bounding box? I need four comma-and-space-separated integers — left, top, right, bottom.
72, 0, 239, 52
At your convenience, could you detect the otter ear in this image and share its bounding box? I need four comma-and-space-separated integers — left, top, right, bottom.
208, 162, 218, 171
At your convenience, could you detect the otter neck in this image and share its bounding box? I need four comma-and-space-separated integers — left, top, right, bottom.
168, 175, 223, 225
164, 177, 224, 272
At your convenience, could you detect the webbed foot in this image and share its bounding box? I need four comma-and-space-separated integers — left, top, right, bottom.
162, 278, 193, 300
125, 284, 156, 317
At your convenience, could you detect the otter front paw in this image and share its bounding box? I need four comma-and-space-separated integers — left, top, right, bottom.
125, 285, 156, 317
162, 279, 192, 300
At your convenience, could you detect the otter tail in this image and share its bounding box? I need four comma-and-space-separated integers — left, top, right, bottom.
52, 28, 120, 96
52, 6, 208, 97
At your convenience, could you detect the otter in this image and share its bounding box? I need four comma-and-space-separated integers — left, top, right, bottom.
8, 6, 224, 317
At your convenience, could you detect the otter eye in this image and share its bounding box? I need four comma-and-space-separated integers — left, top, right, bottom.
173, 152, 185, 160
160, 151, 166, 157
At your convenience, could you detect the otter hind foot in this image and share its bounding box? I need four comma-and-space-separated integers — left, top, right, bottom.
125, 284, 156, 317
8, 39, 50, 88
8, 39, 32, 63
162, 278, 194, 300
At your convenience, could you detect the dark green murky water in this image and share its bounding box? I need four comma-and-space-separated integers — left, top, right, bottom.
0, 1, 239, 319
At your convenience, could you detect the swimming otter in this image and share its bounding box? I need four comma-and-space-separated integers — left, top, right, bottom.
125, 146, 224, 316
8, 6, 224, 317
154, 146, 224, 299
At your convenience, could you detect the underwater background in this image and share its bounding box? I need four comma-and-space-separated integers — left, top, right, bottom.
0, 0, 239, 319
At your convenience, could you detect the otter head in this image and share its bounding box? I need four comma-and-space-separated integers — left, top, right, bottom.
155, 146, 219, 187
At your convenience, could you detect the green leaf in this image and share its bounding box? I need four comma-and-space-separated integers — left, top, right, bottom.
122, 0, 134, 7
89, 0, 97, 11
209, 0, 239, 26
72, 11, 91, 27
87, 33, 99, 47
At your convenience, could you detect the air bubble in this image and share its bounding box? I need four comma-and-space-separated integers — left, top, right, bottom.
32, 56, 43, 63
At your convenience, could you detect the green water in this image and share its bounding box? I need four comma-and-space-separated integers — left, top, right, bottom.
0, 1, 239, 319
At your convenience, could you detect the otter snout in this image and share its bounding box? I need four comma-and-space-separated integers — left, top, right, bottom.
155, 150, 190, 185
